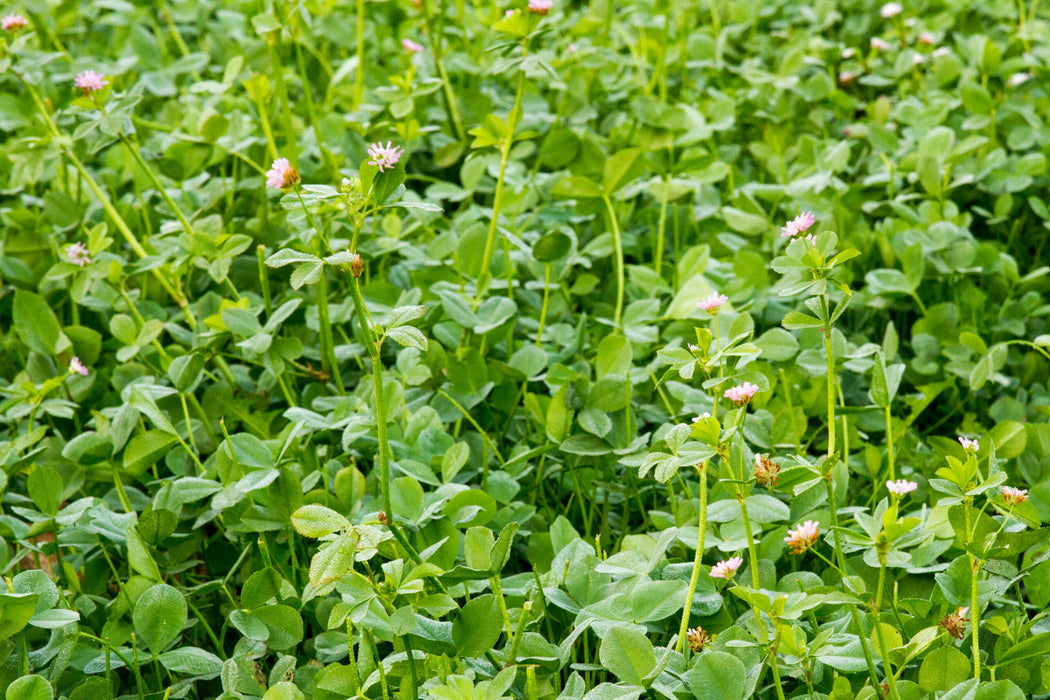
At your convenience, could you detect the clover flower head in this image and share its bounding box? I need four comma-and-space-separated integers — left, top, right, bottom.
870, 37, 891, 51
754, 454, 781, 488
696, 292, 728, 314
785, 520, 820, 555
932, 47, 951, 58
691, 412, 712, 423
912, 53, 925, 65
64, 242, 91, 267
2, 13, 28, 31
839, 70, 857, 85
75, 70, 109, 93
841, 48, 856, 60
958, 436, 979, 452
1008, 72, 1031, 87
880, 2, 903, 18
1001, 486, 1028, 506
686, 626, 710, 653
918, 31, 935, 45
402, 38, 424, 53
710, 556, 743, 580
939, 607, 969, 639
528, 0, 553, 14
265, 158, 300, 189
69, 356, 88, 376
886, 479, 918, 496
780, 211, 815, 238
367, 141, 404, 172
723, 382, 760, 406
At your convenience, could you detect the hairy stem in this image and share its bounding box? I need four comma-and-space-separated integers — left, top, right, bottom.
676, 462, 708, 653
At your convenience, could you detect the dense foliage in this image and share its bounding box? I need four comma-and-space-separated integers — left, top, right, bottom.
2, 0, 1050, 698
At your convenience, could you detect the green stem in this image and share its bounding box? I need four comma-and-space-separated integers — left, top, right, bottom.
353, 0, 366, 109
965, 503, 981, 679
268, 34, 298, 163
675, 462, 708, 653
885, 404, 895, 482
420, 0, 466, 140
875, 554, 900, 699
402, 635, 419, 700
602, 194, 625, 331
535, 263, 551, 344
654, 175, 669, 274
507, 601, 532, 665
119, 134, 196, 237
491, 574, 513, 638
477, 56, 526, 299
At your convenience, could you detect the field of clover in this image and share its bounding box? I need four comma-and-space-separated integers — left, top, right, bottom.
2, 0, 1050, 698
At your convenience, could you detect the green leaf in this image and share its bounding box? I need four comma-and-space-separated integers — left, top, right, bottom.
386, 325, 428, 351
253, 605, 304, 651
291, 505, 351, 538
603, 148, 644, 195
14, 291, 61, 356
26, 467, 62, 516
133, 584, 187, 654
598, 626, 655, 686
158, 647, 223, 677
551, 176, 603, 199
533, 231, 572, 262
168, 354, 205, 392
123, 431, 178, 476
265, 249, 321, 268
687, 651, 747, 700
721, 207, 768, 236
452, 595, 502, 657
918, 646, 970, 693
125, 525, 162, 581
0, 593, 39, 641
995, 631, 1050, 665
5, 675, 53, 700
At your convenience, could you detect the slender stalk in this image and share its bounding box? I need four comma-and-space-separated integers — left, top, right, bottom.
675, 462, 708, 653
602, 194, 625, 331
885, 404, 895, 482
874, 552, 900, 699
119, 134, 196, 237
402, 635, 419, 700
965, 502, 981, 679
820, 298, 881, 692
268, 34, 298, 163
491, 574, 513, 638
353, 0, 366, 109
420, 0, 466, 140
654, 175, 669, 274
507, 601, 532, 665
535, 263, 551, 344
477, 54, 526, 299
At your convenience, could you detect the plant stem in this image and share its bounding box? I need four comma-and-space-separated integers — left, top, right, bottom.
420, 0, 466, 141
875, 553, 900, 699
353, 0, 366, 109
602, 194, 625, 331
477, 51, 526, 300
675, 462, 707, 653
965, 502, 981, 679
119, 134, 196, 237
885, 404, 895, 482
491, 574, 513, 638
535, 263, 551, 344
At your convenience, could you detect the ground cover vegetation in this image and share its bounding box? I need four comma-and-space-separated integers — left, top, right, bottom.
1, 0, 1050, 698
